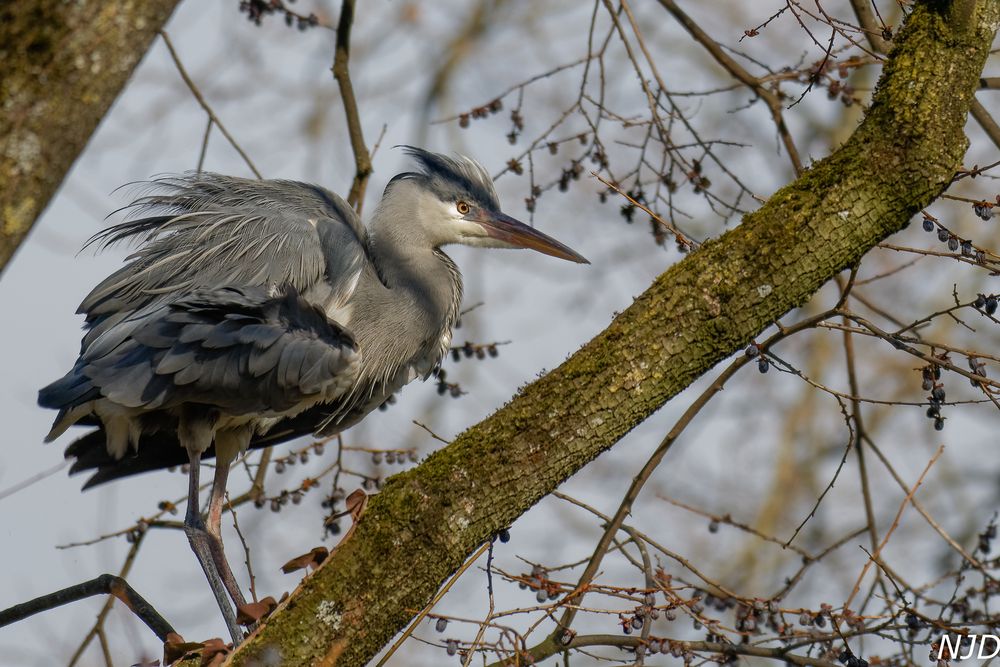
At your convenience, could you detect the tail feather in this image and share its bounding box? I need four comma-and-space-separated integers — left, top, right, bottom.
38, 369, 98, 410
63, 406, 328, 489
39, 369, 100, 442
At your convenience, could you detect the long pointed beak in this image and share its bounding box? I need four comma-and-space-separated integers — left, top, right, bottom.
478, 210, 589, 264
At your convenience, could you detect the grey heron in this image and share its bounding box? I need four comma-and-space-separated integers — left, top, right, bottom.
38, 147, 587, 643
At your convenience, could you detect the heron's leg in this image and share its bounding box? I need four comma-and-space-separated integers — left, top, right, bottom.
183, 446, 244, 645
205, 456, 248, 610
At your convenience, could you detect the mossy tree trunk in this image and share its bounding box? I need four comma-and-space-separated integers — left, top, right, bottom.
173, 1, 994, 664
0, 0, 180, 276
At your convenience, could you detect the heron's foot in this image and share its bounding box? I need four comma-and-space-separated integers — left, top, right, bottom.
185, 524, 244, 645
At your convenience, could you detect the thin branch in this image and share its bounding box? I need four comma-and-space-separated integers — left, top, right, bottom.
331, 0, 372, 211
970, 99, 1000, 153
374, 541, 492, 667
0, 573, 175, 643
0, 459, 69, 502
67, 536, 150, 666
559, 634, 841, 667
848, 0, 891, 53
653, 0, 803, 174
159, 30, 261, 178
844, 445, 945, 610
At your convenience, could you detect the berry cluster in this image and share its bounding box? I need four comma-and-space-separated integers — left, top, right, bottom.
745, 343, 770, 373
922, 216, 986, 261
979, 520, 997, 553
620, 593, 661, 635
837, 647, 869, 667
968, 356, 989, 386
921, 365, 946, 431
457, 99, 503, 129
519, 564, 561, 604
973, 293, 998, 316
450, 341, 501, 363
238, 0, 319, 30
973, 201, 995, 220
434, 368, 463, 398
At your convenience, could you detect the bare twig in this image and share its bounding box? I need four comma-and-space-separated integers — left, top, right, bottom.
159, 30, 262, 179
331, 0, 372, 211
844, 445, 945, 609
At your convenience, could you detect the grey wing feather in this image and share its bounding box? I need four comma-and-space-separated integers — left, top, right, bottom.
78, 174, 369, 340
52, 286, 359, 417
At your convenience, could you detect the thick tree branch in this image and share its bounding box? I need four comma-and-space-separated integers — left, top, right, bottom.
197, 2, 997, 665
851, 0, 1000, 153
0, 1, 180, 277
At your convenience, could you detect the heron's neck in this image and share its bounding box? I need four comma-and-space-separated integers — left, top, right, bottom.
368, 227, 462, 327
365, 184, 463, 333
348, 212, 462, 388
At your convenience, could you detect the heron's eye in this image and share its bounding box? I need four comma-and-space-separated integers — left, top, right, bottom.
456, 201, 471, 215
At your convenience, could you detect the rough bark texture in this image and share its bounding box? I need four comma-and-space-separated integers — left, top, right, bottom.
0, 0, 180, 276
193, 2, 996, 665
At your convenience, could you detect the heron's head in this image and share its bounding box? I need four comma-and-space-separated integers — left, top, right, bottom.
383, 147, 588, 264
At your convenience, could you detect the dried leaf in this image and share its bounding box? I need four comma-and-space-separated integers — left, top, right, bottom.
345, 489, 368, 521
198, 638, 230, 667
236, 596, 278, 625
328, 489, 369, 547
163, 632, 201, 664
281, 546, 329, 574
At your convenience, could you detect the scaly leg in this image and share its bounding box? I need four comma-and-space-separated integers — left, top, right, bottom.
183, 447, 244, 645
206, 457, 248, 611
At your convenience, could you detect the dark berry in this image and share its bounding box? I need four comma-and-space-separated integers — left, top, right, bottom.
922, 218, 934, 232
758, 358, 770, 374
986, 296, 998, 315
